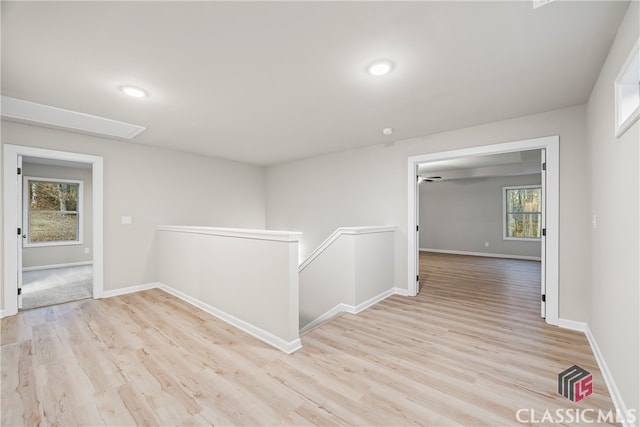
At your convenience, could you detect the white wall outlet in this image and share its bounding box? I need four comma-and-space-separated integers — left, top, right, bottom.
121, 215, 132, 225
484, 242, 489, 247
592, 214, 597, 229
84, 248, 90, 254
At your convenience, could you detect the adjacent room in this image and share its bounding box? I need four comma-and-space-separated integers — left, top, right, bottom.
19, 158, 94, 310
1, 1, 638, 426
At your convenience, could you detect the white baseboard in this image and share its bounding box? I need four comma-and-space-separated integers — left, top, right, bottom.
352, 288, 396, 313
394, 287, 410, 296
556, 318, 586, 332
23, 261, 93, 272
558, 319, 633, 427
299, 288, 395, 334
0, 310, 5, 319
101, 282, 159, 298
420, 248, 541, 261
157, 283, 302, 354
299, 304, 348, 335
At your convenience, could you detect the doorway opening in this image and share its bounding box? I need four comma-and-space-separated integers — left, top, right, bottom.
20, 160, 94, 310
407, 136, 559, 326
2, 144, 104, 317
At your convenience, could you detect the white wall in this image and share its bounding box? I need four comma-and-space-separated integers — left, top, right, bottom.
21, 162, 93, 268
156, 226, 300, 352
1, 121, 266, 306
419, 174, 541, 258
299, 227, 395, 330
586, 1, 639, 416
267, 104, 590, 322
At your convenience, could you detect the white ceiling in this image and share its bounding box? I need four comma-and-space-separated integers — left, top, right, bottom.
418, 149, 542, 181
1, 1, 629, 166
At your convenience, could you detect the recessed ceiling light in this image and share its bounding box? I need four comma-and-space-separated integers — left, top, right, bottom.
120, 85, 147, 98
382, 127, 393, 135
368, 60, 394, 76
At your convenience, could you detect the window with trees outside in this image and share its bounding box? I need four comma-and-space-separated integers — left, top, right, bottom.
503, 185, 541, 240
24, 177, 83, 246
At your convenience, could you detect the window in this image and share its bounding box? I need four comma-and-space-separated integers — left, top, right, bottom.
503, 185, 541, 240
23, 177, 83, 247
615, 40, 639, 138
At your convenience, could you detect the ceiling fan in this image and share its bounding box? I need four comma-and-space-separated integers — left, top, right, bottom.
420, 176, 443, 182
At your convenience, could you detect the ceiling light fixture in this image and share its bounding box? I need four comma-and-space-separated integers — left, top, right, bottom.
382, 127, 393, 135
120, 85, 147, 98
368, 60, 394, 76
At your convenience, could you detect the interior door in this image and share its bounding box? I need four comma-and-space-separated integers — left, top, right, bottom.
17, 155, 23, 310
415, 169, 421, 295
540, 149, 546, 318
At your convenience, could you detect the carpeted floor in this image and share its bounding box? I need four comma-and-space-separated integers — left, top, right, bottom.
22, 265, 93, 310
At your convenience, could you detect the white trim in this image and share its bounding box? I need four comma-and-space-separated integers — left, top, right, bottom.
101, 282, 159, 298
22, 261, 93, 272
158, 283, 302, 354
3, 144, 104, 315
157, 225, 302, 243
614, 39, 640, 138
299, 288, 395, 334
408, 136, 559, 326
558, 319, 633, 427
352, 288, 395, 313
394, 287, 410, 297
0, 310, 5, 319
556, 318, 587, 332
299, 226, 396, 272
420, 248, 541, 262
0, 96, 146, 140
299, 303, 348, 335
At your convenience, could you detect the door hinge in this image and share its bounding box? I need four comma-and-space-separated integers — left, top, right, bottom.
541, 294, 546, 302
542, 162, 546, 171
18, 288, 22, 296
416, 225, 419, 232
542, 228, 546, 237
17, 167, 22, 175
416, 275, 419, 282
17, 227, 21, 235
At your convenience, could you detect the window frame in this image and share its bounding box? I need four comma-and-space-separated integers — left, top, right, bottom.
23, 176, 84, 248
502, 184, 542, 241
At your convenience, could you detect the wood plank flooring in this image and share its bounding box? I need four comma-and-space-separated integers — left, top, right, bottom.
1, 252, 618, 426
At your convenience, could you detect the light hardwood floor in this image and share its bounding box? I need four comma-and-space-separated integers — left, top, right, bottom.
1, 252, 618, 426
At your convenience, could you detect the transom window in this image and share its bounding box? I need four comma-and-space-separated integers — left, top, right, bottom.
23, 177, 83, 247
503, 185, 541, 240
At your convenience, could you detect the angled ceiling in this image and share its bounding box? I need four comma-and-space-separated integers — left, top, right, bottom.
1, 1, 629, 166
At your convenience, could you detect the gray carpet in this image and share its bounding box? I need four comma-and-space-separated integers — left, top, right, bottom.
21, 265, 93, 310
22, 279, 92, 310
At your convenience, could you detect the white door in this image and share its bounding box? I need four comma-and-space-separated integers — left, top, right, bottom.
17, 155, 23, 310
540, 149, 546, 318
415, 169, 421, 295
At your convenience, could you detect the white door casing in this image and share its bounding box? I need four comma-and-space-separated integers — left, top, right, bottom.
17, 155, 23, 310
2, 144, 104, 317
540, 148, 547, 318
407, 136, 559, 326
